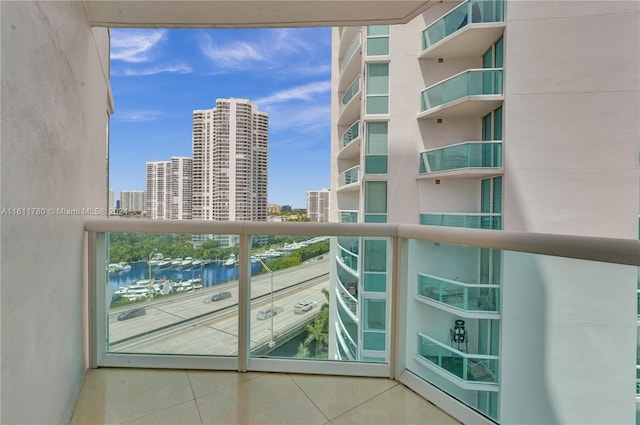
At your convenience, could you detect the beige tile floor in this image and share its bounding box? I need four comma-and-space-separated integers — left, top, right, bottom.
70, 368, 461, 425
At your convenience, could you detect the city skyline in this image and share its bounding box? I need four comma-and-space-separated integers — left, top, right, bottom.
109, 27, 332, 208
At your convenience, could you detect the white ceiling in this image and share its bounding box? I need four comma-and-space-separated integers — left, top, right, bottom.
84, 0, 437, 28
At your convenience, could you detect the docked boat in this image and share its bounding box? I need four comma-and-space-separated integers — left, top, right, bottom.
147, 253, 164, 267
180, 257, 194, 268
224, 253, 238, 266
157, 258, 172, 268
171, 258, 183, 268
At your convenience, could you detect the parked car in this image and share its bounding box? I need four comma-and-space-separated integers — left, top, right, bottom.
211, 291, 232, 302
256, 308, 277, 320
117, 307, 146, 321
294, 300, 317, 314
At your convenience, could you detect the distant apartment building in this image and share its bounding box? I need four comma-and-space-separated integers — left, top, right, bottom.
267, 203, 281, 214
146, 157, 192, 220
108, 188, 115, 209
120, 190, 145, 212
192, 98, 268, 246
307, 189, 330, 222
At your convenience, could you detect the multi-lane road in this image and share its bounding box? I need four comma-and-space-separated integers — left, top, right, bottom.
109, 255, 330, 355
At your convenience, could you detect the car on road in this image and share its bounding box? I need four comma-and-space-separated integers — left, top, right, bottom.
256, 308, 277, 320
211, 291, 232, 302
294, 300, 317, 314
117, 307, 146, 321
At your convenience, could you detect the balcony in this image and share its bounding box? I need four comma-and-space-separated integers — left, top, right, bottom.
84, 219, 640, 424
419, 141, 502, 179
417, 332, 499, 388
337, 165, 360, 191
339, 77, 361, 125
338, 210, 359, 223
420, 213, 502, 230
418, 69, 503, 119
420, 0, 505, 59
417, 273, 499, 315
338, 120, 361, 160
340, 30, 362, 77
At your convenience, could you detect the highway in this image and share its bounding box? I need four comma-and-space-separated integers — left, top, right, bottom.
109, 255, 330, 355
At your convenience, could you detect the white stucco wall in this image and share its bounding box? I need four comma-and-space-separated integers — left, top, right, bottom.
1, 1, 110, 423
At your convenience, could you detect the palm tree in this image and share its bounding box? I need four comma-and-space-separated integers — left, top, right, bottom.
303, 288, 330, 357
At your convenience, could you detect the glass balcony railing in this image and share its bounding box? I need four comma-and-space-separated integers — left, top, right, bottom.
420, 213, 502, 230
418, 332, 499, 384
422, 0, 504, 51
339, 210, 359, 223
341, 30, 361, 71
419, 142, 502, 174
87, 218, 640, 425
342, 121, 360, 148
338, 166, 360, 187
421, 69, 502, 112
418, 273, 499, 313
342, 77, 361, 106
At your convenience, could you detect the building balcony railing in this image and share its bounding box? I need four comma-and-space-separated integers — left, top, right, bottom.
420, 213, 502, 230
342, 77, 361, 108
342, 120, 360, 148
338, 166, 360, 189
418, 273, 499, 314
341, 30, 361, 72
419, 141, 502, 177
338, 210, 359, 223
336, 283, 358, 316
417, 332, 499, 386
338, 243, 358, 273
86, 218, 640, 425
420, 0, 504, 59
418, 69, 503, 118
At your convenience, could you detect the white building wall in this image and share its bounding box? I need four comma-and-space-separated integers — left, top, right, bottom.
499, 2, 640, 423
0, 2, 110, 423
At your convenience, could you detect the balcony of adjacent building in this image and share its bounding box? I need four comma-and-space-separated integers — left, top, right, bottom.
338, 76, 362, 125
418, 69, 503, 119
417, 273, 500, 318
419, 0, 505, 59
420, 212, 502, 230
418, 141, 502, 180
339, 29, 363, 86
338, 209, 359, 223
338, 120, 362, 161
337, 165, 361, 192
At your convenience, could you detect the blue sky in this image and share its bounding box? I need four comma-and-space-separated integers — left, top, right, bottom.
109, 28, 331, 208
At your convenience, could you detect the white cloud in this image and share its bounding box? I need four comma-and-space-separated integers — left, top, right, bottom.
266, 103, 331, 134
254, 81, 331, 106
197, 28, 328, 72
114, 110, 165, 122
112, 64, 192, 77
111, 29, 166, 63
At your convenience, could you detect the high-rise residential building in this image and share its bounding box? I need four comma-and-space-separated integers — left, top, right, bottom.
192, 98, 268, 246
120, 190, 146, 212
108, 188, 115, 209
330, 2, 638, 423
307, 189, 330, 222
169, 156, 193, 220
146, 157, 193, 220
146, 161, 170, 219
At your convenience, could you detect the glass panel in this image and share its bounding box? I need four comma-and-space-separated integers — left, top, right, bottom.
495, 37, 504, 68
421, 70, 503, 112
365, 214, 387, 223
365, 181, 387, 213
367, 37, 389, 56
365, 155, 388, 174
364, 239, 387, 273
364, 299, 386, 330
366, 63, 389, 95
482, 112, 492, 141
339, 166, 360, 187
107, 232, 244, 356
418, 273, 500, 312
422, 0, 505, 50
492, 176, 503, 213
342, 77, 361, 105
366, 121, 388, 154
342, 121, 360, 147
247, 234, 331, 359
420, 142, 502, 174
366, 96, 389, 114
420, 213, 502, 230
339, 211, 359, 223
363, 332, 386, 350
483, 46, 493, 68
364, 273, 386, 292
481, 178, 491, 213
341, 30, 361, 71
367, 25, 389, 36
493, 106, 502, 140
